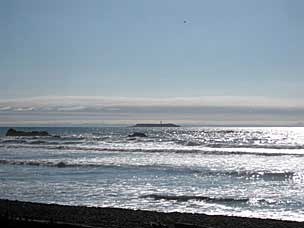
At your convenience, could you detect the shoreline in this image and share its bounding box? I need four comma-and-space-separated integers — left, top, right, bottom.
1, 199, 304, 228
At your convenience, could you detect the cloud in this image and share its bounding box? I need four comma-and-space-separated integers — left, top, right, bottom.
0, 96, 304, 126
14, 107, 35, 112
0, 106, 12, 111
57, 106, 87, 111
1, 95, 304, 109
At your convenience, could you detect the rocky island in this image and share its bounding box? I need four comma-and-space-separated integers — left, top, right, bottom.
132, 123, 180, 127
6, 128, 50, 137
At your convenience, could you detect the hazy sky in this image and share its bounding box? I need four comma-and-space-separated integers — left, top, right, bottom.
1, 0, 304, 125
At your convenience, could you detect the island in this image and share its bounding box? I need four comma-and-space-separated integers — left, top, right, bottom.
6, 128, 50, 137
132, 123, 180, 127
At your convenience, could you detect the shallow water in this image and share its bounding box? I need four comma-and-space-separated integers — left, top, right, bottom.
1, 126, 304, 221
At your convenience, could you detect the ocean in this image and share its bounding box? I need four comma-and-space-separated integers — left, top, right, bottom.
0, 126, 304, 221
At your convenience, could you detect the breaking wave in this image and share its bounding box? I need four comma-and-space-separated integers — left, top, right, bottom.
177, 140, 304, 150
0, 159, 73, 168
141, 194, 249, 204
1, 143, 304, 156
194, 170, 296, 181
0, 159, 300, 182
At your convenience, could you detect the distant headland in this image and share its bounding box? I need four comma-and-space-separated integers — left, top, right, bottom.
132, 123, 180, 127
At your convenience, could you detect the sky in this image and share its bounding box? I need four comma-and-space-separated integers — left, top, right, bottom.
0, 0, 304, 125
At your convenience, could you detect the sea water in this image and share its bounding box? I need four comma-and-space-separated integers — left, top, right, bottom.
0, 126, 304, 221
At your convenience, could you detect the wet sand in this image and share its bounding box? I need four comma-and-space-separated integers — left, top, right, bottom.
1, 199, 303, 228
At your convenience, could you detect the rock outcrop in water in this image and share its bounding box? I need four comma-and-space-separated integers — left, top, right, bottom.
6, 128, 50, 137
128, 132, 147, 137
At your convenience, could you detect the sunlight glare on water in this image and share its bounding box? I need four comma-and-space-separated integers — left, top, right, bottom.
1, 127, 304, 221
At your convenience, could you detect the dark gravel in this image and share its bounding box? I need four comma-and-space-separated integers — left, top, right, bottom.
1, 199, 303, 228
